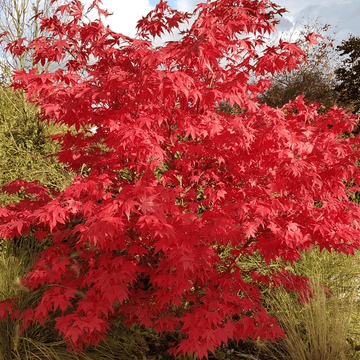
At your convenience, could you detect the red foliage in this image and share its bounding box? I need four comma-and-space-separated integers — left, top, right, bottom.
1, 0, 360, 358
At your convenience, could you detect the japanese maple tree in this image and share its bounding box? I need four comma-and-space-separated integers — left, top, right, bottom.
1, 0, 360, 358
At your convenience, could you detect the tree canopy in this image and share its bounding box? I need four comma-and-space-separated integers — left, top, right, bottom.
333, 34, 360, 115
0, 1, 360, 359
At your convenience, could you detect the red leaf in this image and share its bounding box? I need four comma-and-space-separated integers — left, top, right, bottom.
305, 32, 324, 46
0, 298, 18, 320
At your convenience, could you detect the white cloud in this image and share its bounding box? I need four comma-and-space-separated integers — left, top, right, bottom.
175, 0, 191, 12
82, 0, 154, 39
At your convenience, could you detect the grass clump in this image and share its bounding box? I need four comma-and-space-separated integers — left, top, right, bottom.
255, 245, 360, 360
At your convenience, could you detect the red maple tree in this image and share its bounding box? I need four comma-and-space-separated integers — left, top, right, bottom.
1, 0, 360, 358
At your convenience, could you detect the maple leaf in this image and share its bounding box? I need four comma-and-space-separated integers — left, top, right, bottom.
305, 32, 324, 46
0, 299, 18, 321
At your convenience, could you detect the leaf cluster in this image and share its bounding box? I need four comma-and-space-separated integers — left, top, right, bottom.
0, 0, 70, 86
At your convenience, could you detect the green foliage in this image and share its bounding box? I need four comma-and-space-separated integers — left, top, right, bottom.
0, 84, 74, 206
333, 34, 360, 116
